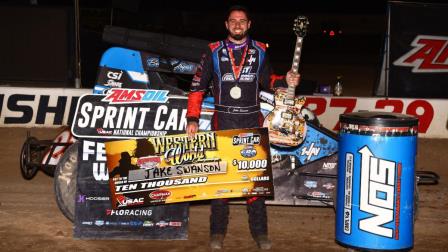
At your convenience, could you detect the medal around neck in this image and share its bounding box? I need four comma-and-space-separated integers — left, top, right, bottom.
230, 85, 241, 99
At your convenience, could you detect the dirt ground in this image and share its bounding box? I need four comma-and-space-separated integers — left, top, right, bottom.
1, 127, 447, 252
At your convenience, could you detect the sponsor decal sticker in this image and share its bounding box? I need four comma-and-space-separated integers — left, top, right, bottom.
149, 190, 172, 200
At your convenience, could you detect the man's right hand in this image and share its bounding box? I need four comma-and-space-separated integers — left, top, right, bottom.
186, 121, 199, 138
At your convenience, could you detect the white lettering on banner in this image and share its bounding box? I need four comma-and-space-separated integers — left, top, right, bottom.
93, 162, 109, 181
82, 140, 108, 181
153, 106, 187, 131
358, 146, 396, 238
78, 102, 92, 128
116, 176, 208, 193
77, 103, 151, 130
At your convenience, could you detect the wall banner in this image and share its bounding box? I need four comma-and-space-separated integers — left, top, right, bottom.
75, 140, 189, 239
105, 128, 274, 208
71, 88, 188, 138
388, 2, 448, 98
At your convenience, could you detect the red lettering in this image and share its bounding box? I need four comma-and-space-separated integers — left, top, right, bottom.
134, 90, 145, 101
105, 89, 122, 102
119, 89, 135, 101
435, 42, 448, 63
304, 97, 327, 116
329, 98, 357, 131
405, 39, 448, 70
406, 100, 434, 133
375, 99, 404, 113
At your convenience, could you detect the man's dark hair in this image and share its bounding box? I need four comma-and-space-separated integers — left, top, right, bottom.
226, 5, 251, 21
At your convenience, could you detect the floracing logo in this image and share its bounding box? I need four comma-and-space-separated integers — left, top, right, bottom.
393, 35, 448, 73
106, 209, 153, 216
358, 146, 399, 238
102, 88, 169, 104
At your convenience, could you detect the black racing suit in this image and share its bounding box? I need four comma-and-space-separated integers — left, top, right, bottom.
186, 38, 286, 238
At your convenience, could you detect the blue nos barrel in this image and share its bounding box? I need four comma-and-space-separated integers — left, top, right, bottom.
335, 112, 418, 250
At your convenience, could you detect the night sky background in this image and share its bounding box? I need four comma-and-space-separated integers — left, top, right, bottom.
0, 0, 444, 95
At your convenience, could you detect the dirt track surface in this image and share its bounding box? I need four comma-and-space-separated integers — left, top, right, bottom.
1, 128, 447, 251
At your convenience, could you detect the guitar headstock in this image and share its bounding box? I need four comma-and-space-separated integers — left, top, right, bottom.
293, 16, 310, 38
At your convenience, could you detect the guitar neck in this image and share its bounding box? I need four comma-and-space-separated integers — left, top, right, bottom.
288, 36, 303, 99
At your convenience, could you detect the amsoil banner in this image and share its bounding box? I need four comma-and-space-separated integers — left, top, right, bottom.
105, 128, 274, 208
75, 140, 188, 239
71, 88, 188, 138
389, 1, 448, 98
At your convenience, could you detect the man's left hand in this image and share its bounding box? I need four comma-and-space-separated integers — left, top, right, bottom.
286, 70, 300, 87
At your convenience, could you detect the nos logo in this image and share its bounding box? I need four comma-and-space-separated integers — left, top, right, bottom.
358, 146, 399, 238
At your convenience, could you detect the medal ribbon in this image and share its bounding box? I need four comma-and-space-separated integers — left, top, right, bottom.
227, 43, 249, 82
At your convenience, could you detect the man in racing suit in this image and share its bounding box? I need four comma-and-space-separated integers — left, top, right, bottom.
186, 5, 300, 250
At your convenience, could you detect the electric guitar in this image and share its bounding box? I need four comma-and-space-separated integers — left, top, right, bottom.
263, 16, 309, 147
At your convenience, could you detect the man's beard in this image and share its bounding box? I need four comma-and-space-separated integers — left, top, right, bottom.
229, 30, 248, 41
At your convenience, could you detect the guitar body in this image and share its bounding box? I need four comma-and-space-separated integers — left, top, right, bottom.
264, 16, 310, 147
263, 87, 307, 147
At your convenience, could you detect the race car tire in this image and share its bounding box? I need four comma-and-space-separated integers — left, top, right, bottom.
54, 142, 79, 223
20, 137, 40, 180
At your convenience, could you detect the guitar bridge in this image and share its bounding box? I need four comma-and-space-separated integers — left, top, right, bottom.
281, 112, 293, 120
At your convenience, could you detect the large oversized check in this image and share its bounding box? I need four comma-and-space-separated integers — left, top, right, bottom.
105, 128, 274, 208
